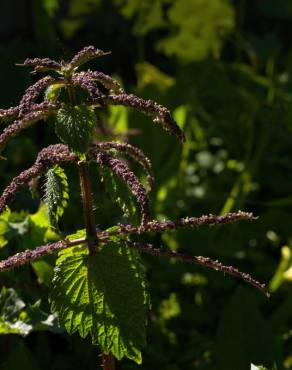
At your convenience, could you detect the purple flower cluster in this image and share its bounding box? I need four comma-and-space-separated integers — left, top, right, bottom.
97, 211, 255, 239
19, 57, 61, 73
71, 73, 105, 106
92, 141, 154, 191
125, 241, 268, 296
19, 76, 55, 115
0, 106, 20, 121
82, 71, 124, 94
0, 240, 67, 271
0, 144, 76, 213
67, 46, 111, 72
102, 94, 186, 143
0, 107, 57, 154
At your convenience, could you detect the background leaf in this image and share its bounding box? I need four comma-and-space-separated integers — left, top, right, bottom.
216, 287, 281, 370
0, 287, 59, 337
100, 168, 137, 222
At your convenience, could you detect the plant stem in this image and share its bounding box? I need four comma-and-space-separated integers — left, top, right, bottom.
67, 85, 115, 368
68, 85, 76, 106
78, 161, 99, 255
101, 353, 116, 370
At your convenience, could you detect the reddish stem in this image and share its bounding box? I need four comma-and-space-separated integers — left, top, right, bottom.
78, 161, 99, 255
101, 353, 116, 370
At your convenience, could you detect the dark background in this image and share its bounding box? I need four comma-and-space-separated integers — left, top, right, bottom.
0, 1, 292, 369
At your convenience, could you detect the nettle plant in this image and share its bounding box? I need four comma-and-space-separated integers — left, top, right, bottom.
0, 46, 267, 368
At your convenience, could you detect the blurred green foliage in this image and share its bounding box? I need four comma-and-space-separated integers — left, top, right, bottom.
1, 0, 292, 369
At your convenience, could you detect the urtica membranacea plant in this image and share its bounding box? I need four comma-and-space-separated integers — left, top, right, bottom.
0, 46, 267, 369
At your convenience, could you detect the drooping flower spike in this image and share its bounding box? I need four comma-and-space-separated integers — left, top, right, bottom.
71, 73, 105, 106
0, 142, 151, 225
18, 76, 56, 115
97, 210, 256, 238
0, 106, 21, 122
94, 150, 150, 225
0, 218, 268, 297
0, 78, 60, 123
125, 241, 268, 296
17, 57, 61, 74
91, 141, 154, 191
70, 73, 185, 142
100, 94, 186, 143
66, 46, 111, 72
0, 144, 76, 213
78, 71, 124, 94
0, 106, 57, 154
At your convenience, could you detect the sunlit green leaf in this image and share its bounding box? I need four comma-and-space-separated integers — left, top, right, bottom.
51, 242, 149, 363
55, 104, 96, 157
157, 0, 235, 61
44, 165, 69, 228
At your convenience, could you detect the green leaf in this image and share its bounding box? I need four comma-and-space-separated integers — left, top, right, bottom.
45, 83, 63, 102
2, 339, 41, 370
136, 62, 175, 92
43, 0, 61, 17
32, 260, 54, 287
0, 208, 28, 248
156, 0, 235, 62
55, 104, 96, 156
0, 287, 26, 319
108, 105, 128, 134
67, 228, 86, 241
101, 168, 137, 222
26, 203, 59, 249
114, 0, 165, 36
216, 287, 281, 370
44, 165, 69, 228
56, 228, 87, 263
0, 209, 11, 248
51, 241, 149, 363
0, 287, 59, 336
